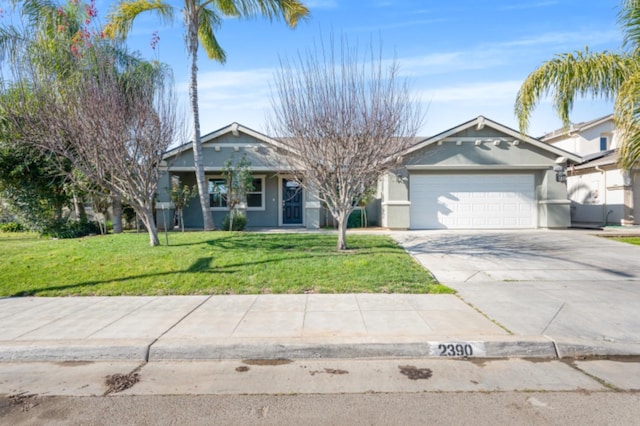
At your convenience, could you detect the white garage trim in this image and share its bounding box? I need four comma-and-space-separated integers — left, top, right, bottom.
409, 174, 537, 229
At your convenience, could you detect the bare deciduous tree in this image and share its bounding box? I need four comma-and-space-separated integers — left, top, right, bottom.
1, 47, 182, 246
269, 36, 423, 250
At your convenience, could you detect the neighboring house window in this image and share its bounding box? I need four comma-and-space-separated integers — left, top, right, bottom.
246, 177, 265, 210
208, 178, 227, 209
600, 136, 608, 151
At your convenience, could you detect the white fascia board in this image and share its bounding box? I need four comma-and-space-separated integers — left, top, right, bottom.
168, 166, 294, 172
402, 116, 581, 163
406, 164, 553, 171
163, 122, 294, 161
541, 114, 615, 141
402, 117, 483, 156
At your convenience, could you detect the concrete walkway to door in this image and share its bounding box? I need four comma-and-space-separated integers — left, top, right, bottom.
393, 229, 640, 357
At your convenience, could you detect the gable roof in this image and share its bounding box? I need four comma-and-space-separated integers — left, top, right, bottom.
540, 114, 614, 141
401, 115, 582, 163
163, 122, 290, 160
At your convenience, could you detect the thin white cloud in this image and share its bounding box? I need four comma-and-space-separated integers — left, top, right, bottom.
498, 30, 621, 48
179, 68, 275, 92
499, 1, 558, 11
399, 51, 504, 76
396, 28, 621, 78
305, 0, 338, 9
352, 17, 449, 32
422, 80, 523, 103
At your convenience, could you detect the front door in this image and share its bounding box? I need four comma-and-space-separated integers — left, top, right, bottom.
282, 179, 303, 225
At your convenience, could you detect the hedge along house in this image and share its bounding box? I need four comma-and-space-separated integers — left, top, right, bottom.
157, 123, 322, 230
380, 116, 581, 229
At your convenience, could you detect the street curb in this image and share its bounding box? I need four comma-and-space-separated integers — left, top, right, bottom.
149, 337, 558, 361
553, 338, 640, 358
0, 340, 151, 362
2, 337, 639, 362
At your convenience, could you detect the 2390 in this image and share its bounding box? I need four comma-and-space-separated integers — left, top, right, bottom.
438, 343, 473, 357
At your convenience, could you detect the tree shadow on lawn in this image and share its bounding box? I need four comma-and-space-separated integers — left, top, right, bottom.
155, 234, 328, 252
204, 233, 399, 252
10, 250, 371, 296
10, 257, 231, 296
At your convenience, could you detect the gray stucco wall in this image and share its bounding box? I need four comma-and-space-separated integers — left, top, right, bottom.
404, 138, 560, 167
382, 126, 573, 229
160, 130, 323, 229
163, 171, 283, 229
167, 135, 288, 171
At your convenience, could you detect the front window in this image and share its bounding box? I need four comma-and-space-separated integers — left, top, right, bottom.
209, 176, 265, 210
246, 177, 264, 209
208, 179, 227, 208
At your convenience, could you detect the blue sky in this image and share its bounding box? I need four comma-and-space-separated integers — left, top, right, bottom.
35, 1, 631, 137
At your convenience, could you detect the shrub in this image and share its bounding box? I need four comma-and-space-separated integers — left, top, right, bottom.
0, 221, 24, 232
43, 219, 101, 239
347, 210, 362, 228
222, 212, 247, 231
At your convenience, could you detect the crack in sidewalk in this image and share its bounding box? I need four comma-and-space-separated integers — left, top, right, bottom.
144, 295, 213, 362
540, 302, 566, 335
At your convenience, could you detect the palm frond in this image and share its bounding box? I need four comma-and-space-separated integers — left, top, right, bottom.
614, 66, 640, 168
0, 25, 27, 63
515, 49, 631, 133
17, 0, 59, 28
215, 0, 310, 27
198, 7, 226, 62
104, 0, 174, 39
620, 0, 640, 54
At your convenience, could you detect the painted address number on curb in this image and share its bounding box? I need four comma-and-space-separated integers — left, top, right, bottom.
428, 341, 486, 357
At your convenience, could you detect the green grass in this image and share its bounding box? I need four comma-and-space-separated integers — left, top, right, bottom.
0, 231, 451, 296
611, 237, 640, 246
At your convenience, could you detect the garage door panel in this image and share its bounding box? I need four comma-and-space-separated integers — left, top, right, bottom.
410, 174, 536, 229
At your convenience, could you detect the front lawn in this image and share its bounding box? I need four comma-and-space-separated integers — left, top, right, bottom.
611, 236, 640, 246
0, 232, 451, 296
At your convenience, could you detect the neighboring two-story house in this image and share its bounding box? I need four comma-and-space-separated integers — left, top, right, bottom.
541, 114, 639, 226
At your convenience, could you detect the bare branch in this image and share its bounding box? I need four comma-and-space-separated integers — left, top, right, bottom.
2, 44, 182, 246
268, 34, 423, 250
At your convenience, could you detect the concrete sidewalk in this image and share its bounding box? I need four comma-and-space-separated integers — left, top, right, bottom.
0, 294, 563, 362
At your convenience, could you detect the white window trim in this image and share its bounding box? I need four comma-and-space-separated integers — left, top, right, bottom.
246, 174, 266, 212
207, 175, 228, 211
206, 174, 266, 211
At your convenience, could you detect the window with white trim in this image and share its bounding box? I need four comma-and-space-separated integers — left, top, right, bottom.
208, 176, 265, 210
600, 136, 608, 151
246, 177, 265, 210
208, 178, 227, 209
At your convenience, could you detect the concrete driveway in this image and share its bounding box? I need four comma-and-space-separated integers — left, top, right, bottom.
393, 230, 640, 353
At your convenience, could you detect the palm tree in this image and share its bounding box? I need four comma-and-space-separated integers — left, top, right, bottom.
105, 0, 309, 230
515, 0, 640, 170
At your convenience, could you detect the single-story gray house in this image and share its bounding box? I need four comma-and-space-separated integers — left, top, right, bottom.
156, 116, 581, 230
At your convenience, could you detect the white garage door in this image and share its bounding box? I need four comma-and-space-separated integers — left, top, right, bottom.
410, 174, 536, 229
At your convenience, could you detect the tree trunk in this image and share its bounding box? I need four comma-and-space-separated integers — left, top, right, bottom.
188, 20, 214, 231
138, 207, 160, 247
112, 196, 123, 234
73, 192, 87, 222
336, 213, 348, 250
